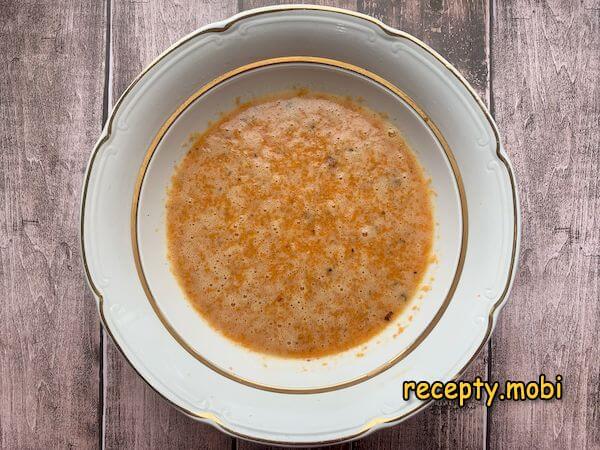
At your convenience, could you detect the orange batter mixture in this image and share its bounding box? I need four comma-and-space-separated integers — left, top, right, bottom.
166, 91, 433, 358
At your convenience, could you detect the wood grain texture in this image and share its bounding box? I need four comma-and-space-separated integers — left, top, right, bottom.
104, 1, 238, 449
0, 1, 105, 448
357, 0, 489, 98
3, 0, 597, 448
488, 0, 599, 448
354, 1, 489, 449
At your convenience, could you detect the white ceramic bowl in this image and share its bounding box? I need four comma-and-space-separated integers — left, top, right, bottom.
82, 5, 519, 445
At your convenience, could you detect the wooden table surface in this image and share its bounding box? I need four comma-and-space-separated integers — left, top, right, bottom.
1, 0, 598, 448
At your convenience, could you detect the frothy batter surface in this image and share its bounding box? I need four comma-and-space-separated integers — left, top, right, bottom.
166, 91, 433, 358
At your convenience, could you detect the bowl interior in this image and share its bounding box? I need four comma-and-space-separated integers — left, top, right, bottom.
136, 60, 463, 391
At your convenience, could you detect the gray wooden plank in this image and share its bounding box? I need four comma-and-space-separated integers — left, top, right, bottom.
104, 1, 238, 449
0, 1, 106, 448
353, 1, 490, 449
488, 0, 599, 448
358, 0, 489, 98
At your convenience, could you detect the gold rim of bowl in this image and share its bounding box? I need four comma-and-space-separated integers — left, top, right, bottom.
131, 55, 468, 394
